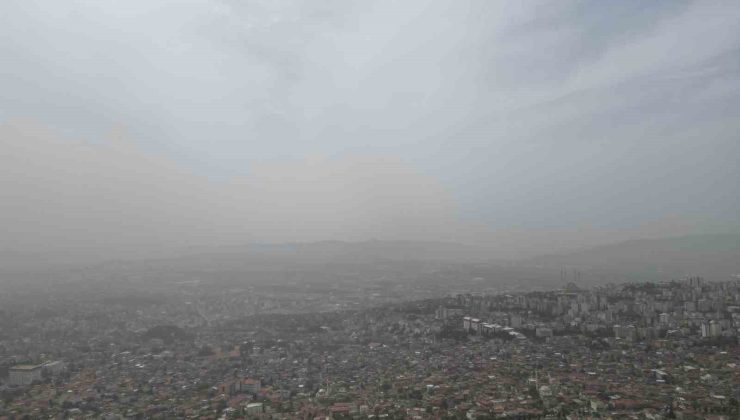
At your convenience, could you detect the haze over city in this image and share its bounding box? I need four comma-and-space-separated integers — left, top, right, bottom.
3, 1, 740, 419
2, 0, 739, 266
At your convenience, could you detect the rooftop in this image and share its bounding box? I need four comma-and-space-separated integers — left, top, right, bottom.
10, 364, 42, 371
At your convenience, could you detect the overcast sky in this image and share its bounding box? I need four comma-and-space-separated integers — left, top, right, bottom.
1, 0, 739, 262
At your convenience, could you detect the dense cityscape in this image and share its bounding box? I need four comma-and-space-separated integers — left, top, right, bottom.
3, 1, 740, 419
1, 275, 738, 419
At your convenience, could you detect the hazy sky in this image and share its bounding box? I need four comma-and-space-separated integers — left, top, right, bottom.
1, 0, 739, 261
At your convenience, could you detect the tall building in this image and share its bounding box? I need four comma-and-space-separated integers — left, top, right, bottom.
509, 314, 522, 328
709, 320, 722, 337
245, 402, 264, 416
8, 365, 43, 386
702, 320, 723, 338
241, 378, 261, 394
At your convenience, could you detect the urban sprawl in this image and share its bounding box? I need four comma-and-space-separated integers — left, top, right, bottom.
1, 277, 739, 419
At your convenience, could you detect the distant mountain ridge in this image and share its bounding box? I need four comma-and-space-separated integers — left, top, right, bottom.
4, 235, 738, 287
0, 240, 495, 273
532, 233, 740, 282
177, 240, 495, 264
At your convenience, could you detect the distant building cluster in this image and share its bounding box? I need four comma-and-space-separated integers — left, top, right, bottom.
0, 276, 738, 418
449, 277, 740, 343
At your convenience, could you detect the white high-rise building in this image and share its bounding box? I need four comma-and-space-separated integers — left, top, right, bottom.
8, 365, 43, 386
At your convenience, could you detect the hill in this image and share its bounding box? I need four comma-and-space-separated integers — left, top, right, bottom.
532, 233, 740, 283
181, 240, 495, 264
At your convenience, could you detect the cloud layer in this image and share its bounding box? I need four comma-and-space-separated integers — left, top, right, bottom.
1, 0, 739, 262
1, 120, 462, 262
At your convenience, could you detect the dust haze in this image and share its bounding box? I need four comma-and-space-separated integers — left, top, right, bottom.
2, 1, 739, 266
2, 2, 740, 417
